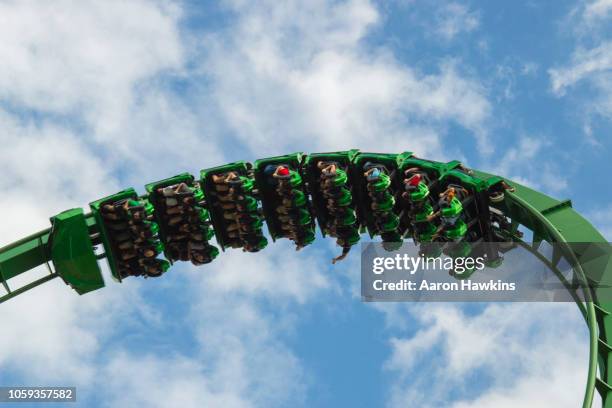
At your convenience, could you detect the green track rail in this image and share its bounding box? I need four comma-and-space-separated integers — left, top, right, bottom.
0, 151, 609, 407
476, 171, 612, 408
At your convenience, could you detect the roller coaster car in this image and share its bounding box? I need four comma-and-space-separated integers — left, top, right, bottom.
430, 183, 474, 241
405, 163, 520, 278
90, 189, 169, 281
439, 168, 504, 241
435, 169, 519, 266
303, 150, 361, 263
489, 206, 522, 241
350, 152, 405, 250
145, 173, 219, 266
253, 153, 316, 250
476, 178, 520, 243
396, 170, 436, 241
395, 155, 458, 240
200, 162, 268, 253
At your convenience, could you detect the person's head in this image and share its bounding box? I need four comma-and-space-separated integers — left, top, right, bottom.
319, 161, 337, 176
446, 187, 456, 201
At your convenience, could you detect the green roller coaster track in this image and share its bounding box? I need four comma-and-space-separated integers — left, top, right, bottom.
0, 150, 610, 407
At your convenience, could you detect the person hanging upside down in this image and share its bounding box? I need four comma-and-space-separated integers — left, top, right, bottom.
427, 186, 468, 223
402, 170, 429, 202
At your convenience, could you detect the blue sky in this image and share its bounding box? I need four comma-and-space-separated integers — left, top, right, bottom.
0, 1, 611, 407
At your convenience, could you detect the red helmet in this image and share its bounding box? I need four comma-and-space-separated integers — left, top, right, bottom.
407, 173, 421, 186
276, 166, 290, 176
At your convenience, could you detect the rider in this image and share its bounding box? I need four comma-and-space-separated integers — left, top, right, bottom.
429, 186, 468, 240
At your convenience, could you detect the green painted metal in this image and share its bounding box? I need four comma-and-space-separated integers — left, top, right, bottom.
0, 151, 609, 408
49, 208, 104, 294
0, 208, 104, 303
473, 170, 612, 408
396, 155, 449, 180
0, 229, 51, 284
0, 272, 59, 304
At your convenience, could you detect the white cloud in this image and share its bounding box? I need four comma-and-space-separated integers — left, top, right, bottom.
433, 2, 480, 41
199, 0, 491, 156
384, 303, 595, 408
201, 237, 337, 303
549, 42, 612, 97
483, 135, 569, 195
564, 0, 612, 35
0, 112, 118, 241
110, 243, 340, 408
186, 293, 309, 408
0, 0, 182, 116
583, 0, 612, 23
550, 1, 612, 135
0, 0, 224, 184
0, 268, 159, 385
101, 352, 253, 408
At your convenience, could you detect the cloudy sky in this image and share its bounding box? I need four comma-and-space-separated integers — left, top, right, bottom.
0, 0, 611, 407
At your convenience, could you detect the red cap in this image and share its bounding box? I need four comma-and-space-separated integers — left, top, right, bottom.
277, 166, 290, 176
